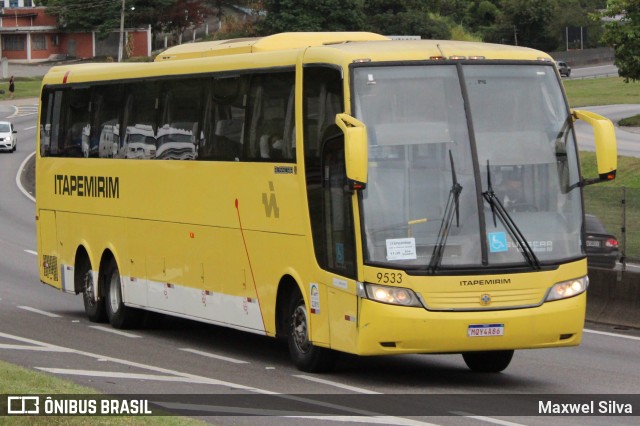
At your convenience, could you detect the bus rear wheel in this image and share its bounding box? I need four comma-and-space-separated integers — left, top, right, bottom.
462, 350, 514, 373
81, 268, 106, 323
287, 290, 336, 373
104, 259, 142, 329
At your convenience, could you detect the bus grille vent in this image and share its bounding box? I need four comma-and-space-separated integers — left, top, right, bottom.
43, 255, 59, 281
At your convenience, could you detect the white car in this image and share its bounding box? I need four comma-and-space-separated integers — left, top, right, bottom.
0, 121, 17, 152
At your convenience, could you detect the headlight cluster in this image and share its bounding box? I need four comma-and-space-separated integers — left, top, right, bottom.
545, 276, 589, 301
362, 283, 423, 307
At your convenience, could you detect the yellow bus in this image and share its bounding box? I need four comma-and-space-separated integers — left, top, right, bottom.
36, 32, 617, 373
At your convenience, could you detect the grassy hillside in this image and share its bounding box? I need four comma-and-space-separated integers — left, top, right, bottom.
563, 76, 640, 108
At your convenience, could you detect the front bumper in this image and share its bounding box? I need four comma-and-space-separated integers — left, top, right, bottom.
353, 293, 585, 355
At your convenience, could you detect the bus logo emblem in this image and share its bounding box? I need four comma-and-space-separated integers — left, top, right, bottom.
262, 181, 280, 218
480, 294, 492, 306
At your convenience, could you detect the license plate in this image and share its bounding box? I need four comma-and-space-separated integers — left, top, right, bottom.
468, 324, 504, 337
586, 240, 601, 247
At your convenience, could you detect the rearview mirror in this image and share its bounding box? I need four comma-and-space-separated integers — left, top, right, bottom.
572, 109, 617, 185
335, 113, 368, 190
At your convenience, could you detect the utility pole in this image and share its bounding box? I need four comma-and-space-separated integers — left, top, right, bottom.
514, 26, 518, 46
118, 0, 125, 62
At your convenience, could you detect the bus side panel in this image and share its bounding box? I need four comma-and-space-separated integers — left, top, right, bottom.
54, 212, 127, 292
126, 216, 266, 333
38, 210, 61, 290
122, 218, 148, 307
327, 281, 359, 353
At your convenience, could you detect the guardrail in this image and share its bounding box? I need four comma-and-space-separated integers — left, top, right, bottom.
586, 268, 640, 329
566, 72, 620, 80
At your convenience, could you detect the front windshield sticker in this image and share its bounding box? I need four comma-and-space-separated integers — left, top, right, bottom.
386, 238, 417, 261
488, 232, 508, 253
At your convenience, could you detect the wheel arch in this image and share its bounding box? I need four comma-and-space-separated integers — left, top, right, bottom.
275, 274, 305, 339
98, 249, 117, 283
73, 245, 92, 294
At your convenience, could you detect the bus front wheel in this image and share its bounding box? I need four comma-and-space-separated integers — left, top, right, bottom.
286, 290, 336, 373
462, 350, 514, 373
104, 259, 142, 329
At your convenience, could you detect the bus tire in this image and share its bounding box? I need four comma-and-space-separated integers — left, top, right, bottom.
462, 350, 514, 373
104, 258, 142, 329
286, 289, 336, 373
81, 266, 106, 323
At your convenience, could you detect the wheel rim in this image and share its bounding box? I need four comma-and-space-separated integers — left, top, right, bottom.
108, 272, 120, 314
291, 302, 311, 354
83, 270, 96, 307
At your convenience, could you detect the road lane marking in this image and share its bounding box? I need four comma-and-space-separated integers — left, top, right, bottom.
35, 368, 231, 384
288, 416, 438, 426
24, 250, 37, 255
294, 374, 381, 394
179, 348, 249, 364
451, 412, 526, 426
584, 328, 640, 341
0, 330, 438, 424
88, 325, 142, 338
0, 344, 71, 352
18, 306, 61, 318
0, 330, 276, 393
17, 151, 36, 202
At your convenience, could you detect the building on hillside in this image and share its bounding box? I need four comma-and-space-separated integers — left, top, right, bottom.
0, 1, 151, 62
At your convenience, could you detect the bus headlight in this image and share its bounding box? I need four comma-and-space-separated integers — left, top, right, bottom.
363, 283, 423, 307
545, 276, 588, 301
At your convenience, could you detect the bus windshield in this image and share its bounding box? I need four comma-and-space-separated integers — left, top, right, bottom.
353, 63, 582, 271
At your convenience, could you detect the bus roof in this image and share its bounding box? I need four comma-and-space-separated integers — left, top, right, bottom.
42, 33, 552, 86
154, 32, 391, 62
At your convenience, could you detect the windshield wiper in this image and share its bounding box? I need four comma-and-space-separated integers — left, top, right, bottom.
482, 161, 540, 270
428, 150, 462, 273
554, 115, 583, 191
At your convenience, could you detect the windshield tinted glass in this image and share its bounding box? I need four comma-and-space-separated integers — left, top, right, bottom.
353, 63, 582, 271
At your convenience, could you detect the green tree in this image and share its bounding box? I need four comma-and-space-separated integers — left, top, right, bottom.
464, 0, 501, 35
45, 0, 121, 36
599, 0, 640, 82
160, 0, 212, 43
363, 0, 451, 39
548, 0, 606, 50
46, 0, 210, 39
486, 0, 559, 51
257, 0, 366, 35
126, 0, 178, 34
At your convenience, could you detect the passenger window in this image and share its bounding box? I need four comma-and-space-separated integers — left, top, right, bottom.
121, 81, 159, 159
246, 71, 295, 162
61, 88, 91, 158
200, 76, 247, 161
40, 89, 62, 157
157, 78, 205, 160
90, 84, 124, 158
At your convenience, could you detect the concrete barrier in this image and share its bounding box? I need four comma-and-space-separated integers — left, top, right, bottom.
586, 267, 640, 329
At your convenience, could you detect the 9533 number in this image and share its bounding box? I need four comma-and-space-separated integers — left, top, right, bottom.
376, 272, 403, 284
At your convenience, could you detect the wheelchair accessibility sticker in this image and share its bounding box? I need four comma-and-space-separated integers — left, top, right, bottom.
488, 232, 508, 253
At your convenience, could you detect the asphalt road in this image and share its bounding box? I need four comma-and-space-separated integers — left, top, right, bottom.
1, 67, 639, 425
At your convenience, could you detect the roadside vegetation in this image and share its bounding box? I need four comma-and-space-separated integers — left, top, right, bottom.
619, 115, 640, 127
563, 77, 640, 108
0, 76, 42, 100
